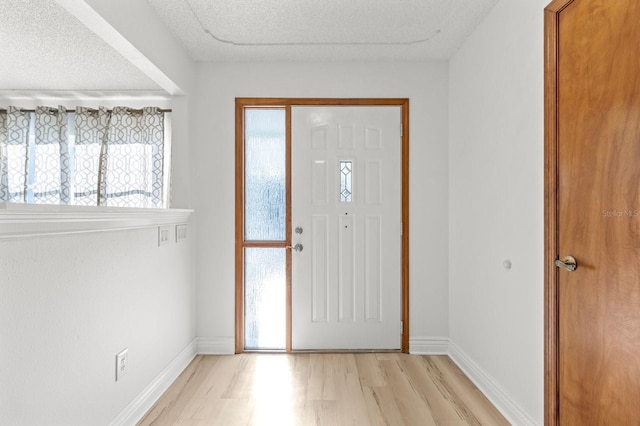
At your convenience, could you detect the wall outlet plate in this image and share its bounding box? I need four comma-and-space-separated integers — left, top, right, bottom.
116, 348, 128, 382
176, 224, 188, 242
158, 226, 171, 246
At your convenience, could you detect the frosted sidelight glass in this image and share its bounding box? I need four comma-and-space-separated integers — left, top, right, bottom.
244, 248, 286, 350
244, 109, 286, 241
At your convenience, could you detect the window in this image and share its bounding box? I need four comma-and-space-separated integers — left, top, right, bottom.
0, 106, 170, 208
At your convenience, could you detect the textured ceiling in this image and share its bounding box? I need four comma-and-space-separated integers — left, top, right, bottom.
147, 0, 499, 61
0, 0, 161, 91
0, 0, 500, 92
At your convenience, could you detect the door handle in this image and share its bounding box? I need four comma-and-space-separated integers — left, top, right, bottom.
286, 243, 303, 252
555, 255, 577, 272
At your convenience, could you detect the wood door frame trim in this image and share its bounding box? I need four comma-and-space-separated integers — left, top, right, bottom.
235, 97, 410, 354
544, 1, 575, 425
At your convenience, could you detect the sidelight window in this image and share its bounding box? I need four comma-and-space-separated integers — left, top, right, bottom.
243, 108, 287, 350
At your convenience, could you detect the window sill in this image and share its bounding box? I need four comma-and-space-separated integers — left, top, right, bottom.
0, 203, 193, 239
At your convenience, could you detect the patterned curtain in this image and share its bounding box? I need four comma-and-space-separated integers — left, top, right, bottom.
74, 107, 109, 206
0, 105, 165, 208
0, 110, 6, 201
33, 106, 69, 204
0, 107, 30, 203
100, 107, 164, 208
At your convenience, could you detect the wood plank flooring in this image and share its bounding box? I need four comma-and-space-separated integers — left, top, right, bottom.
138, 353, 509, 426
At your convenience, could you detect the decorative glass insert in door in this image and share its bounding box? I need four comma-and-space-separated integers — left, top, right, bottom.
340, 160, 353, 203
243, 108, 286, 350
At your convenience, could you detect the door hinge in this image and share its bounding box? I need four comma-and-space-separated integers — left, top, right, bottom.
400, 320, 404, 334
400, 124, 403, 137
401, 222, 403, 236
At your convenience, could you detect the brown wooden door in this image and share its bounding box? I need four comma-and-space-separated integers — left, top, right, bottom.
546, 0, 640, 424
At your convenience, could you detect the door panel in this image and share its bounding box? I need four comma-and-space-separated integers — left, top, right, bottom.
291, 106, 401, 350
553, 0, 640, 423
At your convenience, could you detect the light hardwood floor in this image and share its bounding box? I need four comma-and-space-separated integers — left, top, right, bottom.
138, 353, 509, 426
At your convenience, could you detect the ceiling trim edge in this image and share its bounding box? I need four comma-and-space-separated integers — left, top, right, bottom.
184, 0, 442, 47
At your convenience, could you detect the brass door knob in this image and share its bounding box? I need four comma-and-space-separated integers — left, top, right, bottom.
555, 255, 577, 272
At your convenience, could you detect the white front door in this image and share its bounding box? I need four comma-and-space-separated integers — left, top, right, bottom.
291, 106, 402, 350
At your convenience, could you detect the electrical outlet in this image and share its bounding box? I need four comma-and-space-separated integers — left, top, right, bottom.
158, 226, 171, 246
176, 224, 188, 242
115, 348, 128, 381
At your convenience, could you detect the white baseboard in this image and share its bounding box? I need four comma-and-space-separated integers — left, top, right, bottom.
448, 340, 540, 426
196, 336, 235, 354
109, 339, 197, 426
409, 336, 449, 355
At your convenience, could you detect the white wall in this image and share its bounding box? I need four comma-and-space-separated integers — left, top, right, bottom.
0, 93, 197, 423
0, 3, 197, 425
192, 62, 450, 352
449, 0, 546, 424
0, 48, 196, 426
0, 226, 195, 425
